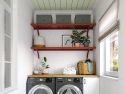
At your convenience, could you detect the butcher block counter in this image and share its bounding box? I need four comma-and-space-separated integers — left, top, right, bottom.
28, 74, 99, 78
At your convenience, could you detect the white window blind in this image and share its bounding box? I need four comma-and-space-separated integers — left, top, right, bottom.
99, 0, 118, 38
99, 0, 119, 77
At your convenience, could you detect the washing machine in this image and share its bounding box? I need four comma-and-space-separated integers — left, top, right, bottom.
26, 77, 55, 94
56, 77, 83, 94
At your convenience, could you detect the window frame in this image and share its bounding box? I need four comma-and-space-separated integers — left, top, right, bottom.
99, 0, 119, 77
0, 0, 17, 93
100, 29, 119, 77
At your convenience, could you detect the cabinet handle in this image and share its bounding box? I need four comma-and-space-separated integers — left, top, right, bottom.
84, 79, 86, 84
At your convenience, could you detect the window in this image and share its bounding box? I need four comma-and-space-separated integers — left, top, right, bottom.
99, 0, 119, 77
0, 0, 16, 93
4, 9, 12, 89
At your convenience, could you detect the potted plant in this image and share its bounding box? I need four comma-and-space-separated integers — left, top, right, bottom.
40, 57, 50, 74
82, 37, 91, 47
70, 30, 91, 47
70, 30, 85, 47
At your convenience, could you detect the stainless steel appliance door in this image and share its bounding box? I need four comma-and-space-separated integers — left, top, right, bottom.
28, 85, 53, 94
57, 84, 82, 94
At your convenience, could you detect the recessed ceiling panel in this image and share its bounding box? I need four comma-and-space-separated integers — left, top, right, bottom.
66, 0, 73, 10
32, 0, 96, 10
55, 0, 61, 10
61, 0, 67, 10
43, 0, 51, 10
77, 0, 85, 10
49, 0, 56, 10
71, 0, 79, 10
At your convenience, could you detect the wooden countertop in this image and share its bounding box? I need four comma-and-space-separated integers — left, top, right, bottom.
28, 74, 99, 78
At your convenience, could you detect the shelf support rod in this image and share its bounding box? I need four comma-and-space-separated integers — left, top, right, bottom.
86, 50, 90, 60
37, 51, 40, 59
86, 28, 89, 38
86, 28, 90, 60
37, 29, 40, 36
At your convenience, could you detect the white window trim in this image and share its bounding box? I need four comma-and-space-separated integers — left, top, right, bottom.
0, 0, 17, 93
102, 35, 119, 77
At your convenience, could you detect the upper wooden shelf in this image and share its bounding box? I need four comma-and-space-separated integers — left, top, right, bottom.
31, 46, 96, 51
31, 23, 96, 30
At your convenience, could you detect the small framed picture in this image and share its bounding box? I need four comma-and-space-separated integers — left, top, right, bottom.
62, 35, 73, 47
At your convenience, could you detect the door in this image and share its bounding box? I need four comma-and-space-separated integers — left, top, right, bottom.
83, 78, 99, 94
57, 84, 82, 94
28, 85, 53, 94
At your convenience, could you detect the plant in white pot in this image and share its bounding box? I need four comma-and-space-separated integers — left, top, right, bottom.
40, 57, 50, 74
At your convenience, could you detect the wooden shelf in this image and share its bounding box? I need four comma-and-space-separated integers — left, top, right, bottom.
31, 23, 96, 58
31, 23, 96, 30
31, 46, 96, 51
28, 74, 99, 78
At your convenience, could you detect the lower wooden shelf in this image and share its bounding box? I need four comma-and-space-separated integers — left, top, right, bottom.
28, 74, 99, 78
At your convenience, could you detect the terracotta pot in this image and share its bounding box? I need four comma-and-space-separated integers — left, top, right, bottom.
74, 43, 80, 47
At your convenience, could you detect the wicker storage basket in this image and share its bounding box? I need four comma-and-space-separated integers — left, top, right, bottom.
77, 60, 96, 75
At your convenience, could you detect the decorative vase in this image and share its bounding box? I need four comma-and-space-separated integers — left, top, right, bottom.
35, 62, 44, 74
33, 69, 39, 74
34, 35, 45, 47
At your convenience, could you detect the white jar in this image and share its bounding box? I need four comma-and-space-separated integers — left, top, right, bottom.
34, 35, 45, 46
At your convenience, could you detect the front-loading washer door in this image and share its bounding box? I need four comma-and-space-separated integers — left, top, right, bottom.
57, 84, 82, 94
28, 85, 53, 94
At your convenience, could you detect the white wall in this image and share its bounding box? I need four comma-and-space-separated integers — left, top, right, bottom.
34, 30, 94, 74
100, 77, 118, 94
8, 0, 33, 94
94, 0, 125, 94
118, 0, 125, 93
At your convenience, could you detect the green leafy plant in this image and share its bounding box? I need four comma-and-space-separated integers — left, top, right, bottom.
70, 30, 91, 46
113, 59, 118, 71
82, 37, 91, 47
40, 57, 49, 69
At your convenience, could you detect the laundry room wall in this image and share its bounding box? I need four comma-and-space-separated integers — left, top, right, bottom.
118, 0, 125, 93
8, 0, 34, 94
33, 29, 94, 74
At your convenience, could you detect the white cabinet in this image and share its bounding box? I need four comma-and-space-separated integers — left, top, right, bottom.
34, 10, 93, 23
83, 77, 99, 94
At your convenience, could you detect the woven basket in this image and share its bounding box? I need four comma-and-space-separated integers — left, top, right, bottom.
77, 60, 96, 75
